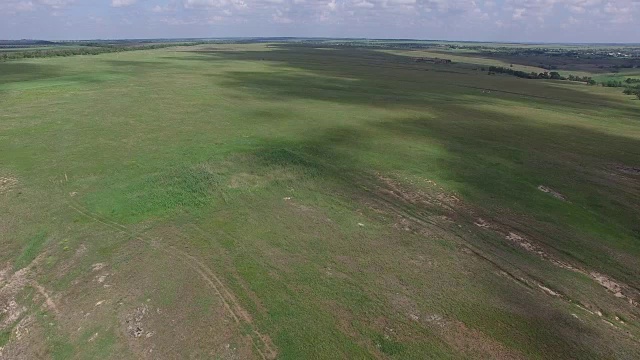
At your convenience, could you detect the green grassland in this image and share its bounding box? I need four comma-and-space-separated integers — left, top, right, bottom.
592, 70, 640, 83
1, 43, 640, 359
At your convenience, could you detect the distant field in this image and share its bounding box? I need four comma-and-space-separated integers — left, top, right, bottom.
1, 43, 639, 359
380, 47, 640, 83
379, 48, 549, 73
0, 46, 87, 52
592, 70, 640, 82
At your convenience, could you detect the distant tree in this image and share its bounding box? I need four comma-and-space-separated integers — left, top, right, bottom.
587, 79, 597, 86
603, 80, 623, 87
622, 86, 640, 98
550, 72, 562, 80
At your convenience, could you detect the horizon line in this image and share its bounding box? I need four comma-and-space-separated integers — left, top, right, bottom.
2, 37, 640, 47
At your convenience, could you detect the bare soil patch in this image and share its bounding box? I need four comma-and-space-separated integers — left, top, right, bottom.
439, 317, 526, 359
0, 255, 46, 332
125, 304, 152, 339
370, 173, 640, 315
66, 203, 274, 359
473, 218, 491, 228
228, 173, 263, 189
0, 254, 56, 359
614, 164, 640, 176
376, 174, 460, 209
0, 314, 47, 360
91, 263, 106, 272
0, 177, 18, 194
31, 281, 59, 315
537, 185, 567, 201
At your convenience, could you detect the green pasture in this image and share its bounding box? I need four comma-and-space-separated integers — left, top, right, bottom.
1, 43, 639, 359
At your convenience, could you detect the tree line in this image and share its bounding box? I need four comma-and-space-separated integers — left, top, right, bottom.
484, 66, 640, 99
0, 42, 204, 61
485, 66, 566, 80
598, 78, 640, 99
622, 86, 640, 99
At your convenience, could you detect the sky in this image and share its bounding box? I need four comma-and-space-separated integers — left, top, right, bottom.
1, 0, 639, 42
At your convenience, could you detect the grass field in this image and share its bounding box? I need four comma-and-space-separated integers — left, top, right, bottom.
1, 43, 640, 359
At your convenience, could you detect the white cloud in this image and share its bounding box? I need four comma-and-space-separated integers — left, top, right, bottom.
271, 8, 293, 22
0, 0, 35, 13
354, 0, 375, 8
512, 7, 525, 19
37, 0, 75, 8
152, 4, 173, 12
16, 1, 35, 11
183, 0, 225, 8
1, 0, 639, 42
112, 0, 137, 7
160, 16, 198, 25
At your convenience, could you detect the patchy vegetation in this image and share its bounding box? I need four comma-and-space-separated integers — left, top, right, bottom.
14, 232, 47, 271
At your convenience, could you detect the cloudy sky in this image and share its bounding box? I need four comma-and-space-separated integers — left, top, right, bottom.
1, 0, 639, 42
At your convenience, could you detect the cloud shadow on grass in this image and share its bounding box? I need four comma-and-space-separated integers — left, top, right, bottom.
182, 44, 640, 289
239, 117, 640, 358
185, 44, 640, 116
0, 62, 63, 85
